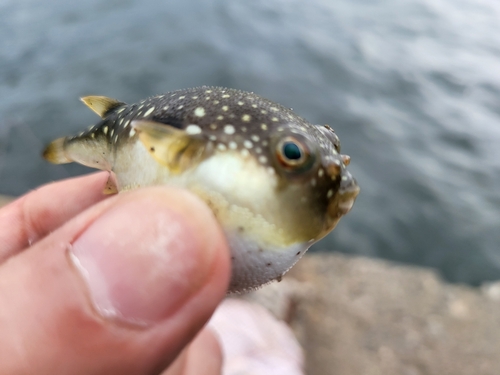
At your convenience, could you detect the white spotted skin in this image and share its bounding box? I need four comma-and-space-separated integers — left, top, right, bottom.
43, 86, 360, 293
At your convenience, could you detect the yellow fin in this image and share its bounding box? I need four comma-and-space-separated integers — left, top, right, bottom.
103, 172, 119, 194
132, 120, 212, 173
42, 137, 72, 164
43, 136, 111, 170
80, 96, 126, 118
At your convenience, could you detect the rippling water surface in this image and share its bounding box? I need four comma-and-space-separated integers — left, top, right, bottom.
1, 0, 500, 284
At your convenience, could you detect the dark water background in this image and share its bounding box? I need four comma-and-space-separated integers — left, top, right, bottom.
1, 0, 500, 285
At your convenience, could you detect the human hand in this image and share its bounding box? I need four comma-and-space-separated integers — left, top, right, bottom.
0, 172, 230, 374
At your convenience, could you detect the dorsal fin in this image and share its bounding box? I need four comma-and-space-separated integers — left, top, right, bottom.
80, 96, 126, 118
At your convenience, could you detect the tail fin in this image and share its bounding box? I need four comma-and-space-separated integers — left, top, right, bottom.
42, 137, 72, 164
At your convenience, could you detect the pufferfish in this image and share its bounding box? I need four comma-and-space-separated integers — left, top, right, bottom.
43, 87, 359, 293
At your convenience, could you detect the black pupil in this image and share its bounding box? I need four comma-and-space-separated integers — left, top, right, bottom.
283, 142, 302, 160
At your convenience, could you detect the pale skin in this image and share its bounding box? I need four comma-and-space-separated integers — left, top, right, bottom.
0, 172, 231, 375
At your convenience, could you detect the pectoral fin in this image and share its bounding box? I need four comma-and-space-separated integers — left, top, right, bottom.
81, 96, 126, 118
132, 120, 212, 173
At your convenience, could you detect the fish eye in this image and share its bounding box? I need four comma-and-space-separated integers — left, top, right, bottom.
276, 136, 312, 170
283, 142, 302, 160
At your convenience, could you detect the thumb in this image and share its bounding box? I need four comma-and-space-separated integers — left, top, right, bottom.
0, 187, 230, 375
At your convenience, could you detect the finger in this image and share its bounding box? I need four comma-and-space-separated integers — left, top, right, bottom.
163, 328, 223, 375
0, 187, 230, 375
183, 328, 223, 375
0, 172, 110, 263
163, 328, 222, 375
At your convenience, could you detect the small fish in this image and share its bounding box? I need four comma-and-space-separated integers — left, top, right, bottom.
43, 87, 359, 292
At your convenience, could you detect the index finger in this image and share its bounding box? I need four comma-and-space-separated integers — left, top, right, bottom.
0, 172, 110, 263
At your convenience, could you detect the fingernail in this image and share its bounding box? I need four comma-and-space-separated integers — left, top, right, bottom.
70, 195, 214, 326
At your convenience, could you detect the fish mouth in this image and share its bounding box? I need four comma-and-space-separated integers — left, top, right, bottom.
328, 171, 360, 218
337, 189, 359, 215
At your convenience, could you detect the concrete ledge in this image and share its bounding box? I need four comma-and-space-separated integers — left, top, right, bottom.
249, 254, 500, 375
0, 195, 13, 207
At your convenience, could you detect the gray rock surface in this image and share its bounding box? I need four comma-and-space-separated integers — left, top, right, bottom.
263, 254, 500, 375
0, 195, 12, 207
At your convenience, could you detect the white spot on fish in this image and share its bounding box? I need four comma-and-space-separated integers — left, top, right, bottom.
210, 124, 218, 130
327, 189, 333, 198
191, 96, 198, 99
194, 107, 206, 117
117, 107, 125, 114
222, 94, 230, 98
213, 100, 219, 104
217, 143, 227, 151
270, 107, 278, 112
267, 167, 275, 175
242, 114, 251, 122
261, 124, 268, 130
222, 106, 229, 112
272, 117, 279, 122
205, 90, 212, 93
229, 141, 238, 150
110, 128, 115, 137
311, 178, 317, 187
251, 135, 260, 142
186, 124, 202, 135
179, 96, 185, 99
144, 107, 155, 117
178, 105, 184, 110
237, 101, 244, 106
318, 169, 324, 177
217, 115, 224, 120
261, 110, 267, 114
209, 135, 217, 141
163, 105, 169, 110
255, 147, 262, 153
129, 129, 136, 137
251, 104, 258, 108
244, 140, 253, 149
224, 125, 235, 134
242, 127, 247, 132
241, 149, 250, 157
103, 126, 108, 135
259, 156, 268, 164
